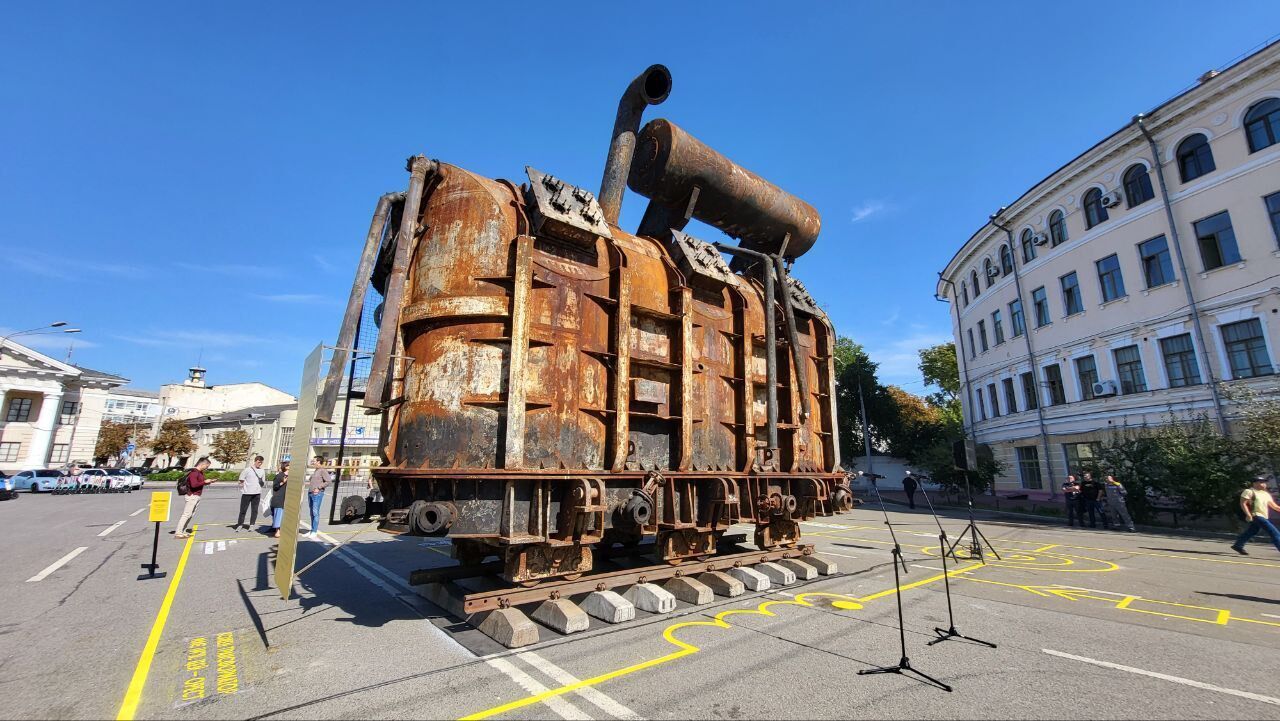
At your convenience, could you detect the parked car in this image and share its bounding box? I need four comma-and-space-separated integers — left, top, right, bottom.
106, 468, 144, 490
9, 469, 65, 493
0, 472, 14, 500
77, 468, 134, 492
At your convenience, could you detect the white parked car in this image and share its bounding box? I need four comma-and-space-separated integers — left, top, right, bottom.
106, 468, 143, 490
77, 468, 137, 492
9, 469, 64, 493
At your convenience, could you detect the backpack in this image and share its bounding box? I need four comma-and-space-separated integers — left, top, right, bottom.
177, 470, 194, 496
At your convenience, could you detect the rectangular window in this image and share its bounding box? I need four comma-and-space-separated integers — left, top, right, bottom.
1114, 345, 1148, 394
1159, 333, 1201, 387
1138, 235, 1175, 288
1075, 355, 1099, 400
967, 329, 976, 360
1193, 210, 1241, 270
1063, 442, 1102, 477
1267, 191, 1280, 246
1017, 446, 1043, 489
1060, 271, 1084, 315
1010, 300, 1026, 337
6, 397, 32, 423
1096, 253, 1127, 302
987, 383, 1000, 417
50, 443, 69, 463
0, 442, 18, 462
1044, 363, 1066, 405
1032, 287, 1050, 327
975, 389, 986, 421
1221, 318, 1273, 379
978, 320, 989, 352
59, 401, 79, 425
1002, 377, 1018, 414
1021, 372, 1039, 411
992, 310, 1005, 345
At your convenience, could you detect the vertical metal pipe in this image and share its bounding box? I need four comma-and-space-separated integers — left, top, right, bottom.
1134, 114, 1227, 434
599, 65, 672, 225
772, 239, 810, 422
363, 156, 434, 410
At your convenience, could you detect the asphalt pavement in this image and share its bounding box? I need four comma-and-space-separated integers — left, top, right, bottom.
2, 484, 1279, 720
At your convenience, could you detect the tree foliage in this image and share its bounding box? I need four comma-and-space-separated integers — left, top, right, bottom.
94, 421, 132, 461
210, 429, 252, 466
151, 418, 196, 459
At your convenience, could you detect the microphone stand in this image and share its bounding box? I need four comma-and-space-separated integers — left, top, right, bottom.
946, 469, 1001, 564
919, 483, 996, 649
857, 479, 952, 692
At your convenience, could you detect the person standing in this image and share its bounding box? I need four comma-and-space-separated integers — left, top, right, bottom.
902, 472, 918, 510
174, 457, 214, 539
1231, 476, 1280, 555
269, 461, 289, 538
1103, 475, 1136, 532
306, 457, 332, 539
234, 455, 266, 531
1080, 472, 1109, 529
1062, 475, 1082, 527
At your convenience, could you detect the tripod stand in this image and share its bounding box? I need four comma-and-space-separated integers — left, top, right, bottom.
945, 470, 1001, 563
856, 480, 952, 692
919, 485, 996, 649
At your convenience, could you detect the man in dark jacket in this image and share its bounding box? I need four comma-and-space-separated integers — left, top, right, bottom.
1062, 475, 1082, 527
174, 457, 214, 539
902, 472, 919, 509
1080, 472, 1109, 529
269, 461, 290, 538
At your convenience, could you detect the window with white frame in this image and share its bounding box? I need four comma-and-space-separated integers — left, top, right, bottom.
1075, 355, 1099, 400
50, 444, 69, 463
1017, 446, 1043, 489
59, 401, 79, 425
1020, 372, 1038, 410
1002, 377, 1018, 414
0, 442, 19, 462
1114, 345, 1148, 394
1159, 334, 1201, 387
1221, 319, 1273, 379
6, 398, 32, 423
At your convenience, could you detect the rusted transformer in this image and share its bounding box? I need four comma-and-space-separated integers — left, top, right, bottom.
335, 65, 854, 586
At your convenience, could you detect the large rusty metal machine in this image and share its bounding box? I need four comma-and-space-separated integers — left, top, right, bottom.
321, 65, 853, 594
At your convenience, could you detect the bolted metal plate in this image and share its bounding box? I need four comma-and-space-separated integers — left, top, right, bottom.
787, 276, 821, 315
524, 166, 612, 246
669, 229, 734, 286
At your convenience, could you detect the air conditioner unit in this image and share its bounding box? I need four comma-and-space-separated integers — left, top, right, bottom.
986, 266, 1001, 279
1092, 380, 1119, 397
1100, 190, 1123, 208
1031, 232, 1050, 246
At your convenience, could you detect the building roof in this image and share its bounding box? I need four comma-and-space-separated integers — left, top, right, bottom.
72, 364, 130, 384
185, 403, 298, 424
109, 387, 159, 399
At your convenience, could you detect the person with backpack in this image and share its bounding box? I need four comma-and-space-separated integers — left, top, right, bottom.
173, 457, 214, 539
233, 455, 266, 532
1231, 476, 1280, 555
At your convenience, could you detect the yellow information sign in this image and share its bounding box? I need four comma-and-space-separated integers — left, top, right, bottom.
148, 491, 172, 523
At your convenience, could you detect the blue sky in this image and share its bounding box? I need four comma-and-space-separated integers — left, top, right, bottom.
3, 2, 1279, 394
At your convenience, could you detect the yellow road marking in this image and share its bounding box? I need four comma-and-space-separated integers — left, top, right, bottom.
117, 524, 198, 720
1033, 543, 1059, 552
459, 562, 983, 720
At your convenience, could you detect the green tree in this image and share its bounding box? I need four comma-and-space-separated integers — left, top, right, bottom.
918, 342, 962, 427
210, 429, 252, 467
151, 418, 196, 462
94, 421, 131, 462
832, 336, 893, 468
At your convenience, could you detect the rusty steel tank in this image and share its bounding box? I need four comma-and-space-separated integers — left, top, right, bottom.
330, 65, 854, 586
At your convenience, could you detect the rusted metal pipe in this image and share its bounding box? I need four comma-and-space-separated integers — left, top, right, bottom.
713, 242, 778, 453
599, 64, 672, 225
364, 155, 436, 409
318, 191, 403, 423
629, 119, 821, 259
772, 235, 810, 422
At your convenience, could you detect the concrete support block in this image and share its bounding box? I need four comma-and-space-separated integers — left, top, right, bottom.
476, 607, 539, 648
664, 576, 714, 605
778, 558, 818, 581
624, 583, 677, 613
755, 562, 796, 585
727, 566, 771, 592
531, 598, 589, 634
699, 571, 745, 597
582, 590, 635, 624
798, 555, 839, 575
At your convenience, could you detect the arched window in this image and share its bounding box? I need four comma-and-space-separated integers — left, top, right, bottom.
1176, 133, 1215, 182
1020, 229, 1037, 263
1048, 210, 1067, 246
984, 258, 997, 288
1083, 188, 1108, 229
961, 281, 969, 307
1000, 244, 1014, 275
1123, 164, 1154, 207
971, 270, 981, 298
1244, 98, 1280, 153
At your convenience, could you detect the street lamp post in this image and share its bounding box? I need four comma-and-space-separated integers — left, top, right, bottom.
0, 322, 81, 360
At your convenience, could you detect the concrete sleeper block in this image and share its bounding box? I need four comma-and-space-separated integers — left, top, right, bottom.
727, 566, 771, 592
799, 555, 839, 575
755, 562, 796, 585
531, 598, 589, 634
699, 571, 745, 597
477, 607, 539, 648
778, 558, 818, 581
624, 583, 677, 613
664, 576, 714, 605
582, 590, 634, 624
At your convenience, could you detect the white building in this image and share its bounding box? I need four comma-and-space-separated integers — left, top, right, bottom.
103, 388, 160, 425
938, 40, 1280, 498
154, 366, 296, 431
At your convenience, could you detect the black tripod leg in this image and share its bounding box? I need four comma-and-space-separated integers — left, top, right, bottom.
974, 524, 1002, 560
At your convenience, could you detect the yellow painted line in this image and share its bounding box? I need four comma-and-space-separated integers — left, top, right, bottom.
116, 524, 198, 720
1033, 543, 1059, 552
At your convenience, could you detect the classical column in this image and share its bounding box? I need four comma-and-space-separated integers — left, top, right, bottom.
23, 390, 63, 468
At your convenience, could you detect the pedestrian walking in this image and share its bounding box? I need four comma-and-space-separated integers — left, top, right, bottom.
269, 461, 289, 538
233, 455, 267, 531
1103, 475, 1136, 532
306, 457, 332, 539
1230, 476, 1280, 555
1062, 475, 1082, 527
1080, 472, 1109, 529
173, 458, 214, 539
902, 472, 918, 510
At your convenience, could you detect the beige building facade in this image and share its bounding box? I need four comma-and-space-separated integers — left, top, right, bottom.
939, 40, 1280, 497
154, 367, 295, 431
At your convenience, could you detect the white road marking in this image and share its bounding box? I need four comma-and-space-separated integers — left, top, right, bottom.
204, 543, 214, 555
1043, 650, 1280, 707
517, 651, 643, 720
1057, 584, 1129, 596
1262, 613, 1280, 620
216, 541, 226, 551
129, 508, 145, 517
486, 657, 591, 720
911, 564, 945, 572
816, 551, 860, 560
27, 547, 88, 582
98, 521, 126, 537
